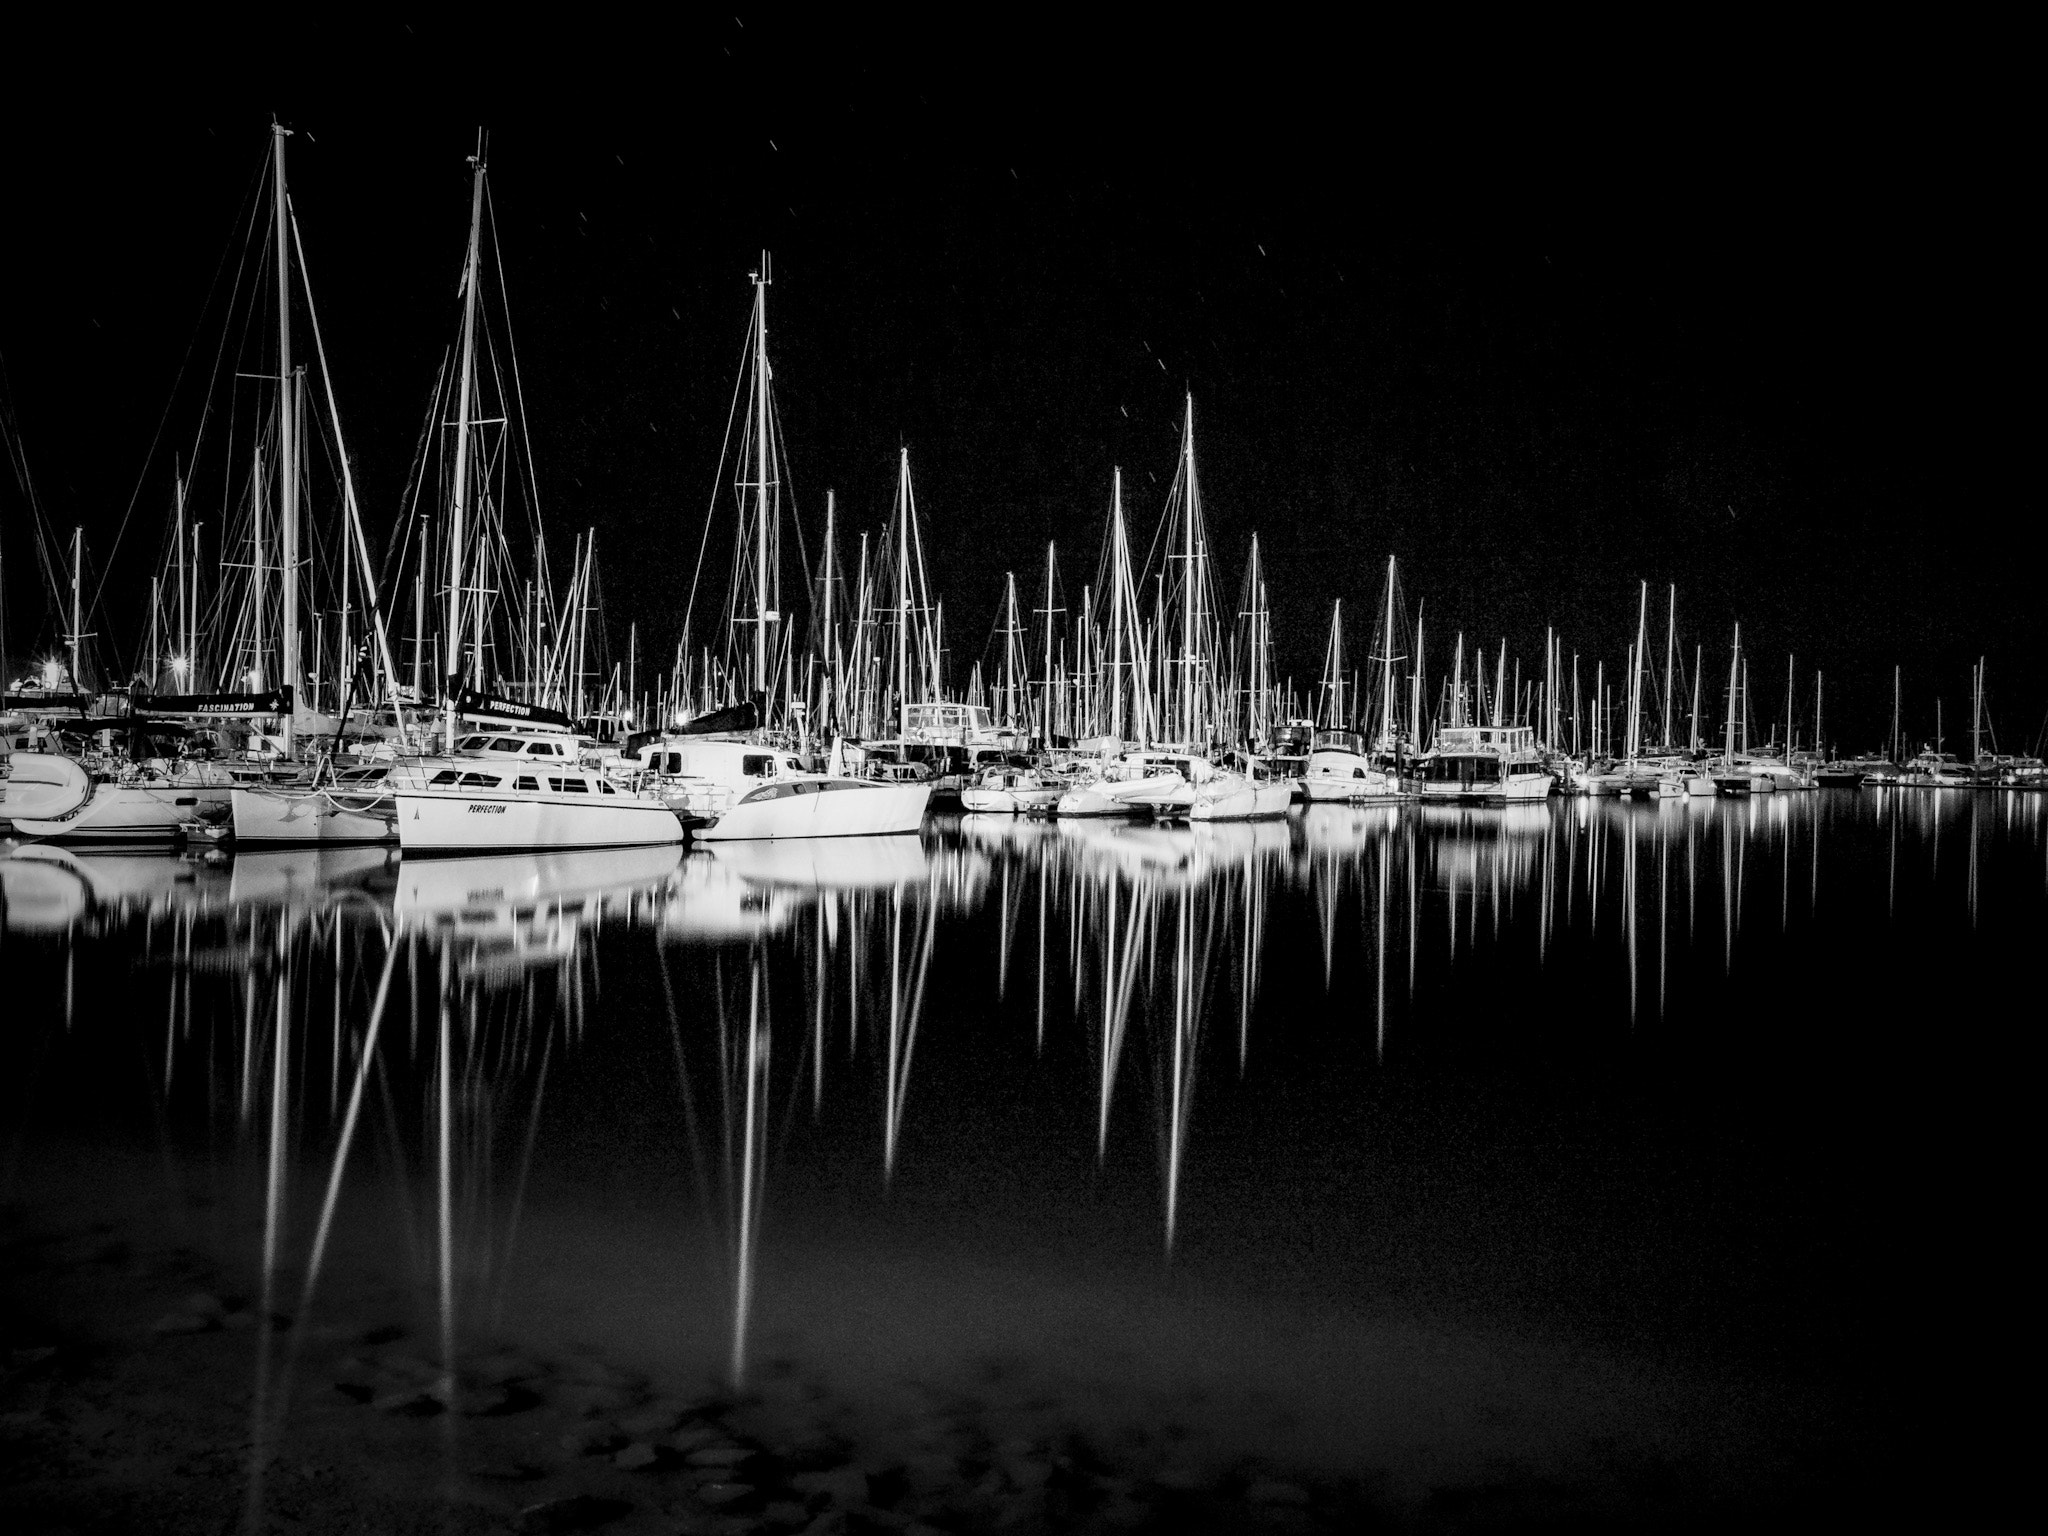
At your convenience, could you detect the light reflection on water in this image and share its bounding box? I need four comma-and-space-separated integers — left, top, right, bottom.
2, 789, 2042, 1423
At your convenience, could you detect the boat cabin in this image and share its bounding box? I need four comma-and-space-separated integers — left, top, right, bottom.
1425, 725, 1540, 787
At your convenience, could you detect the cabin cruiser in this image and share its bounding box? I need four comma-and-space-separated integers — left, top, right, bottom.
959, 761, 1065, 814
392, 729, 683, 853
1301, 728, 1402, 803
1418, 726, 1553, 803
631, 736, 930, 841
1904, 751, 1971, 787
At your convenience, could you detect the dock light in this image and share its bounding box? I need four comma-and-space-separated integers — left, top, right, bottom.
171, 656, 189, 678
244, 669, 261, 687
42, 659, 61, 689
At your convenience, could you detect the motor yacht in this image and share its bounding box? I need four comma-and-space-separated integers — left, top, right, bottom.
632, 737, 930, 841
1418, 726, 1553, 803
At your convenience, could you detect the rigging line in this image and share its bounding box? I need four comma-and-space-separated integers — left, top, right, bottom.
483, 181, 550, 549
92, 148, 270, 653
678, 320, 753, 674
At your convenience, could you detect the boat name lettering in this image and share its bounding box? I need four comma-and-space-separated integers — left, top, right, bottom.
466, 803, 508, 814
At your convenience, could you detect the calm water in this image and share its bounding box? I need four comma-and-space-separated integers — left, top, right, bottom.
4, 790, 2039, 1518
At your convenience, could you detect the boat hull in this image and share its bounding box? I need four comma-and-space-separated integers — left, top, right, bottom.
11, 780, 231, 843
1186, 780, 1293, 821
695, 781, 931, 842
960, 786, 1062, 814
231, 785, 397, 845
1054, 772, 1184, 818
1417, 771, 1552, 804
396, 790, 683, 853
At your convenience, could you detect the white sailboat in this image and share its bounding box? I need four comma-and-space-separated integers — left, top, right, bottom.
634, 256, 929, 839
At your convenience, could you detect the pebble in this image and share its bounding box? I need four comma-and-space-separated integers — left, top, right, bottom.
686, 1445, 754, 1468
370, 1389, 443, 1417
516, 1494, 632, 1533
1247, 1479, 1312, 1506
695, 1481, 755, 1509
614, 1441, 663, 1471
788, 1467, 868, 1508
560, 1423, 627, 1456
620, 1400, 690, 1436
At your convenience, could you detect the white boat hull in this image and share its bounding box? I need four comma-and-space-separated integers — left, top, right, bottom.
11, 779, 231, 843
959, 785, 1062, 814
396, 789, 683, 852
231, 785, 397, 845
1055, 772, 1184, 818
695, 780, 930, 842
1418, 771, 1552, 804
1302, 771, 1402, 804
1186, 779, 1294, 821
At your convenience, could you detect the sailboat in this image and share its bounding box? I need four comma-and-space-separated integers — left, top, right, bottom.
635, 256, 928, 840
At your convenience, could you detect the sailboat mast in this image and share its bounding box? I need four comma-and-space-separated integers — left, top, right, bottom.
1411, 607, 1426, 752
444, 147, 486, 751
1380, 556, 1397, 752
1662, 583, 1676, 749
751, 255, 773, 700
1042, 541, 1057, 742
821, 491, 836, 730
896, 449, 911, 735
1690, 644, 1702, 752
1110, 471, 1125, 744
1180, 397, 1196, 745
1724, 626, 1741, 766
68, 524, 82, 693
273, 123, 300, 751
174, 474, 188, 681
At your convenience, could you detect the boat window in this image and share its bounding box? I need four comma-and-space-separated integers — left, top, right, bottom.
785, 759, 804, 774
458, 735, 488, 751
665, 753, 683, 774
458, 772, 502, 788
597, 779, 617, 795
555, 776, 590, 793
514, 775, 540, 791
743, 754, 774, 777
490, 737, 525, 753
429, 769, 460, 786
741, 782, 798, 803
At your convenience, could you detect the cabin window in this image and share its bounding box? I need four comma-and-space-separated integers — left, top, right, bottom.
784, 759, 803, 774
560, 777, 590, 793
743, 754, 774, 777
490, 737, 524, 753
458, 772, 502, 788
514, 776, 540, 791
429, 769, 460, 786
597, 779, 616, 795
665, 753, 683, 774
458, 735, 488, 751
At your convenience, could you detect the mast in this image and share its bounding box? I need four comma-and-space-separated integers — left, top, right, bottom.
68, 525, 83, 693
1892, 664, 1902, 763
1410, 607, 1426, 753
1041, 540, 1057, 742
896, 448, 911, 736
1628, 579, 1648, 760
1450, 633, 1465, 728
1493, 639, 1508, 732
821, 491, 836, 731
1178, 395, 1197, 745
1972, 657, 1984, 765
1690, 644, 1703, 752
444, 144, 487, 751
750, 254, 774, 700
273, 123, 300, 752
1379, 556, 1397, 752
1661, 583, 1676, 749
252, 445, 267, 689
174, 474, 187, 683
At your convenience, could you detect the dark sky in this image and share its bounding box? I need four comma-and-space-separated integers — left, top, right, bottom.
1, 19, 2035, 751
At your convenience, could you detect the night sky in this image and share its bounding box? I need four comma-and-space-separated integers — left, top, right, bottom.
1, 20, 2034, 752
